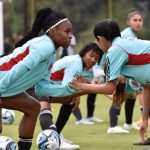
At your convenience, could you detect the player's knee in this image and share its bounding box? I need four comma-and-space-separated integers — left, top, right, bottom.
34, 101, 41, 113
30, 100, 41, 116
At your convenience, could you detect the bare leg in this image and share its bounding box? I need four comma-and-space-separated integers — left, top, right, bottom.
0, 108, 2, 133
1, 93, 40, 138
140, 86, 150, 142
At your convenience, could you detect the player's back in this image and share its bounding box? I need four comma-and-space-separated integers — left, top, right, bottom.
113, 37, 150, 55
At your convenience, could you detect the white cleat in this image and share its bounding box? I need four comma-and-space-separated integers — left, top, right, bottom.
86, 117, 104, 123
107, 126, 130, 134
75, 118, 94, 125
59, 135, 80, 150
123, 123, 140, 130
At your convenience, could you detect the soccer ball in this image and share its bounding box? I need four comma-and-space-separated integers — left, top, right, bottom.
2, 109, 15, 124
0, 136, 17, 150
37, 129, 61, 150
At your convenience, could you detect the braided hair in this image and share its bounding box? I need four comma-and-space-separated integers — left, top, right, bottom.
15, 8, 67, 48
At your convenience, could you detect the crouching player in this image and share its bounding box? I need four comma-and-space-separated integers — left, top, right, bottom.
35, 42, 104, 149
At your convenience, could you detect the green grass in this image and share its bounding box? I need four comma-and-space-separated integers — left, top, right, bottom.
1, 95, 148, 150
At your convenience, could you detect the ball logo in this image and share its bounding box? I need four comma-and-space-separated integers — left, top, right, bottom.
37, 129, 60, 150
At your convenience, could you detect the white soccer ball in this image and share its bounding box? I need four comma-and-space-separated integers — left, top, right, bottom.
2, 109, 15, 124
37, 129, 61, 150
0, 136, 17, 150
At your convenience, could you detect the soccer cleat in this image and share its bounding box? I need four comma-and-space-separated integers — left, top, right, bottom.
133, 138, 150, 145
86, 117, 104, 123
75, 118, 94, 125
59, 135, 80, 150
60, 134, 73, 144
123, 123, 140, 130
107, 126, 130, 134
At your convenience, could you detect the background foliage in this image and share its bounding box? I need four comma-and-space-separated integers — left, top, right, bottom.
2, 0, 150, 50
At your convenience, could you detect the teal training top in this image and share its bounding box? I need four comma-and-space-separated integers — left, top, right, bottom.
105, 36, 150, 86
35, 55, 95, 97
121, 27, 137, 39
0, 35, 56, 97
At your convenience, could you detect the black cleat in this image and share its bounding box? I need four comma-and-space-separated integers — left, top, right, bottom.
133, 138, 150, 145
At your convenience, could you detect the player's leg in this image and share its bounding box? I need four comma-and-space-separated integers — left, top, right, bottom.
72, 107, 82, 122
39, 97, 56, 131
56, 102, 74, 134
86, 93, 103, 123
55, 101, 80, 150
107, 103, 129, 133
141, 85, 150, 143
109, 104, 120, 127
125, 97, 135, 124
87, 93, 96, 118
0, 107, 2, 133
1, 92, 40, 150
124, 97, 139, 130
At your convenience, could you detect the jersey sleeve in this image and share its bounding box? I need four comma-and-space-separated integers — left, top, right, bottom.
0, 41, 54, 91
35, 61, 82, 97
62, 61, 82, 84
35, 80, 75, 97
105, 46, 128, 81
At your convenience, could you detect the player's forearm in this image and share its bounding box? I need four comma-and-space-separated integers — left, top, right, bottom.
77, 83, 115, 95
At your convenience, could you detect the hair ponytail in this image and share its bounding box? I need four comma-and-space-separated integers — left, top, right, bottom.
15, 8, 53, 48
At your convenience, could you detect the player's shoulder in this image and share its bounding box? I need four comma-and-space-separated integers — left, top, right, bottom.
27, 35, 55, 56
64, 55, 81, 62
34, 35, 54, 49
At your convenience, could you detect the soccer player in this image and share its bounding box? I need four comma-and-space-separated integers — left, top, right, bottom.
35, 42, 103, 149
0, 7, 72, 150
121, 10, 145, 130
107, 10, 144, 134
73, 63, 105, 125
70, 19, 150, 144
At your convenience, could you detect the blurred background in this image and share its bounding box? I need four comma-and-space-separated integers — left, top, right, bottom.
1, 0, 150, 55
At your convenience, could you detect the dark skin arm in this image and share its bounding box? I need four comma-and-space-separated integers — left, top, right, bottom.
48, 78, 117, 104
48, 90, 89, 104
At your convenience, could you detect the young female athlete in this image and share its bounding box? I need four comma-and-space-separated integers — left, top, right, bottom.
35, 42, 103, 98
0, 7, 72, 150
70, 19, 150, 143
107, 10, 144, 133
35, 42, 103, 149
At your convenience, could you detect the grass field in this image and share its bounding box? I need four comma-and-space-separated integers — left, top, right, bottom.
1, 94, 149, 150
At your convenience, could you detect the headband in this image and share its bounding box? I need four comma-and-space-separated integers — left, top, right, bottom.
45, 18, 68, 33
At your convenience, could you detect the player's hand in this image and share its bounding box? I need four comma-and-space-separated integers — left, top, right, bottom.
74, 75, 87, 83
91, 80, 101, 84
69, 79, 83, 90
71, 97, 80, 111
140, 119, 148, 143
